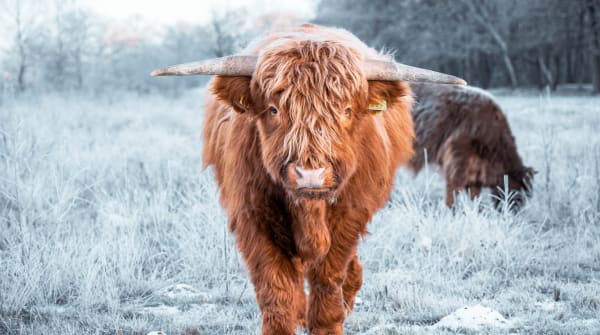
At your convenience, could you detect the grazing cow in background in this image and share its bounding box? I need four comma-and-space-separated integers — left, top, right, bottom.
151, 24, 465, 335
409, 83, 534, 210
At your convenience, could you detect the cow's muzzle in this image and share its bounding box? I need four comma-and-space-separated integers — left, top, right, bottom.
285, 163, 337, 197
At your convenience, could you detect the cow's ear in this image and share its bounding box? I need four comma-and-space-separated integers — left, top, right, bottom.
367, 81, 411, 115
210, 76, 253, 113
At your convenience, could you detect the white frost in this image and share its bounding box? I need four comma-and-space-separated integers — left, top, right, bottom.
157, 284, 210, 302
434, 304, 512, 330
354, 296, 363, 306
143, 305, 180, 316
534, 300, 561, 312
419, 235, 433, 252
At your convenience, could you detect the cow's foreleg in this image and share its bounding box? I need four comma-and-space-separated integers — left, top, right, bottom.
445, 183, 483, 207
235, 223, 301, 335
305, 219, 361, 335
467, 184, 482, 200
293, 257, 307, 329
342, 253, 363, 315
445, 184, 460, 207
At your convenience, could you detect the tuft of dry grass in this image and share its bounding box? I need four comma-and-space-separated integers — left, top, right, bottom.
1, 89, 599, 334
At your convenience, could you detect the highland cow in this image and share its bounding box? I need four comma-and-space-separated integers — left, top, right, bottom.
409, 83, 534, 209
151, 24, 464, 335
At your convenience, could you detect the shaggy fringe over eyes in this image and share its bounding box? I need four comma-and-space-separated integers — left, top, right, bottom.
253, 40, 366, 167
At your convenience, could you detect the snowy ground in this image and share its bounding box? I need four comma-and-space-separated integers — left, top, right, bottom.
0, 87, 599, 334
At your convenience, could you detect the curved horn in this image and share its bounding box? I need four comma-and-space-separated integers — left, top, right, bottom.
150, 55, 257, 77
363, 59, 467, 85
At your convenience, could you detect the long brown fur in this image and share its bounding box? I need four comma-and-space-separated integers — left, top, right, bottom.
409, 83, 534, 209
203, 24, 414, 334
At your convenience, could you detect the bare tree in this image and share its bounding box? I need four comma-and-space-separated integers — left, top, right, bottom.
210, 10, 248, 57
0, 0, 50, 92
587, 0, 600, 92
13, 0, 27, 92
2, 0, 30, 91
47, 0, 92, 90
459, 0, 518, 88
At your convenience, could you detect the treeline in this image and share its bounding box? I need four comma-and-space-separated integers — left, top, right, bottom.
314, 0, 600, 92
1, 0, 598, 96
0, 0, 253, 97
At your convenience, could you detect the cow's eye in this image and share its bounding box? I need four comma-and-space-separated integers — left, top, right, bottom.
344, 107, 352, 117
269, 107, 279, 115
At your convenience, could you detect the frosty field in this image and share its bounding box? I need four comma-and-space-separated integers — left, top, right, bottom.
0, 88, 599, 334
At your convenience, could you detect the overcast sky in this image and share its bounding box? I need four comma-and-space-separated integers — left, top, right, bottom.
83, 0, 317, 24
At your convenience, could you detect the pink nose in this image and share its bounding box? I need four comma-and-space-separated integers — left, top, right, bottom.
295, 166, 326, 188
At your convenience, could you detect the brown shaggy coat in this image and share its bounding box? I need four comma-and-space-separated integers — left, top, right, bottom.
203, 24, 414, 334
409, 83, 534, 208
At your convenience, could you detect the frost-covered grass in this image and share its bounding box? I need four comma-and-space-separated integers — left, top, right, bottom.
1, 88, 599, 334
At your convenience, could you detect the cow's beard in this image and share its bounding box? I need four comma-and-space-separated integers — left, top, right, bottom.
289, 197, 331, 263
291, 187, 335, 200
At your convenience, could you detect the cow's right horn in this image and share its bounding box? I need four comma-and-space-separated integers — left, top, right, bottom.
150, 55, 257, 77
363, 60, 467, 85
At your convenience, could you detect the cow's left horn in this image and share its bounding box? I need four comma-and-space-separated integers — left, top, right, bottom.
363, 60, 466, 85
150, 55, 257, 76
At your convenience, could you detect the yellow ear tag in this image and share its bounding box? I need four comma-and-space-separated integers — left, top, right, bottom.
368, 100, 387, 115
236, 95, 249, 113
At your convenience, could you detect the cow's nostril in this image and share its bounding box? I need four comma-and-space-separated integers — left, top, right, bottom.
295, 166, 304, 178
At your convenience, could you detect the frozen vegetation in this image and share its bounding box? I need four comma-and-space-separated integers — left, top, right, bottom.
0, 87, 599, 334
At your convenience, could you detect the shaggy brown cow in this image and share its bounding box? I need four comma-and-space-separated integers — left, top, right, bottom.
409, 83, 534, 209
152, 24, 464, 335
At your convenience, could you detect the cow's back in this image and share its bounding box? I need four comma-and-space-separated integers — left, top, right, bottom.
410, 84, 505, 168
